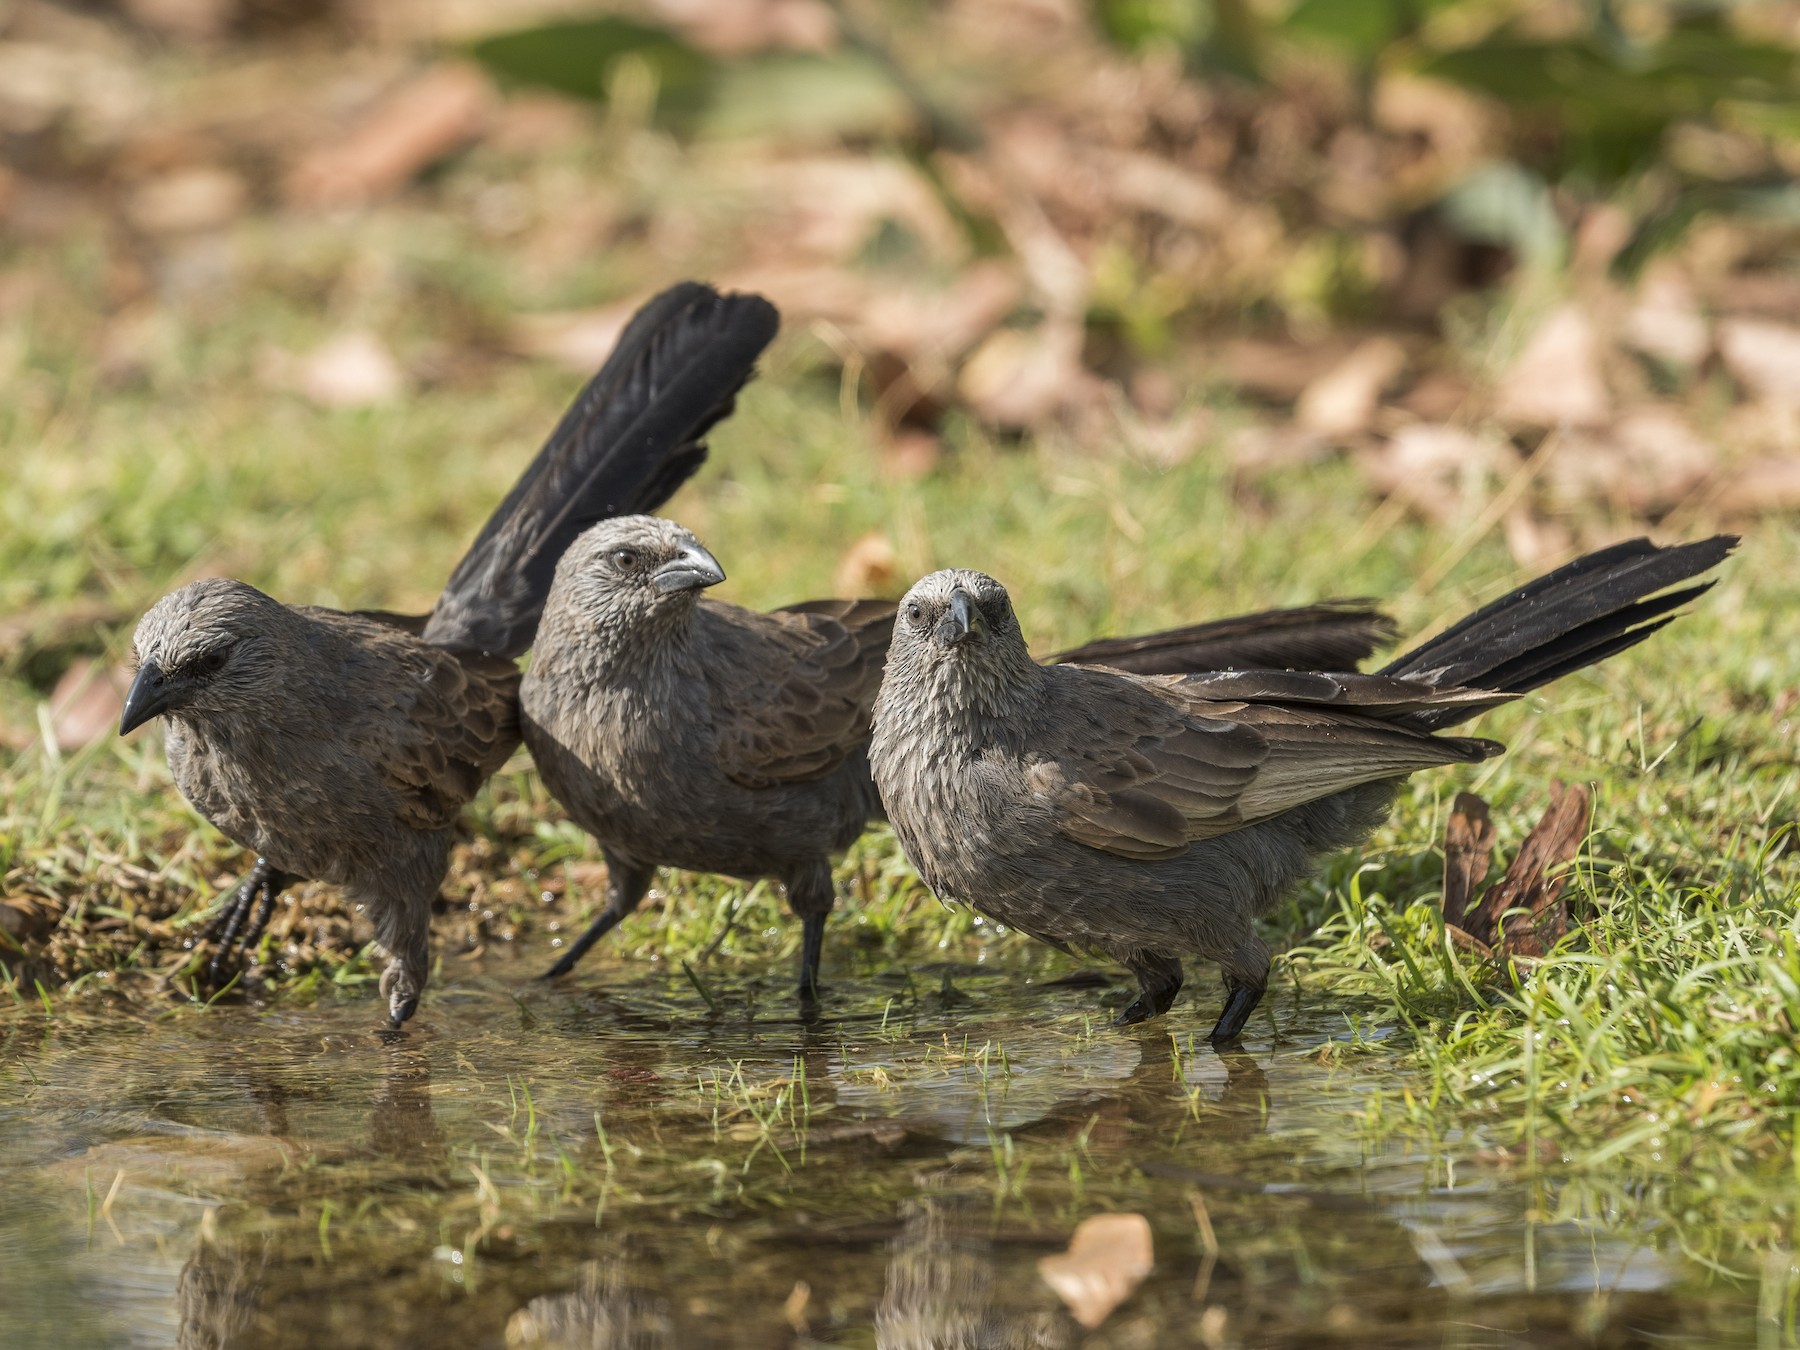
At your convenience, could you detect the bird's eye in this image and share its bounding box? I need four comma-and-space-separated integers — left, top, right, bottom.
612, 548, 640, 571
190, 647, 230, 678
904, 602, 927, 628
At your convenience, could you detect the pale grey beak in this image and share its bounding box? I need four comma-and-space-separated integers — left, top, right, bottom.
938, 587, 978, 646
652, 543, 726, 595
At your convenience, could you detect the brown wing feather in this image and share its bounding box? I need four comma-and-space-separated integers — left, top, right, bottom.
703, 599, 895, 789
1033, 666, 1505, 859
314, 612, 523, 832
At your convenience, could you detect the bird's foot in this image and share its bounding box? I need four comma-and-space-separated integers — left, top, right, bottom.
201, 857, 285, 989
1207, 982, 1266, 1045
539, 906, 627, 981
379, 961, 421, 1027
1112, 955, 1183, 1026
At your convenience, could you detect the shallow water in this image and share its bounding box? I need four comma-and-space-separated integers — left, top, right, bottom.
0, 954, 1766, 1348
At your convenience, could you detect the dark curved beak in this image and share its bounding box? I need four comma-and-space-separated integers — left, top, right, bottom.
936, 587, 978, 646
119, 660, 177, 735
652, 543, 726, 595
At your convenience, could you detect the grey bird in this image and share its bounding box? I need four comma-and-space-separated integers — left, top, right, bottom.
521, 515, 1400, 993
119, 283, 779, 1024
869, 535, 1737, 1042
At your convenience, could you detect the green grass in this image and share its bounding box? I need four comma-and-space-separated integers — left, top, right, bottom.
4, 221, 1799, 1283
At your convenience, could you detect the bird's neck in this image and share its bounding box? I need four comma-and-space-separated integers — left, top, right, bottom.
924, 645, 1046, 742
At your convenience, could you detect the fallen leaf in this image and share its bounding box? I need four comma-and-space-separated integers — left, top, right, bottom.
1294, 336, 1407, 439
285, 63, 492, 210
1494, 305, 1609, 428
1463, 782, 1590, 957
1442, 791, 1496, 928
270, 332, 406, 409
1545, 408, 1716, 515
1038, 1212, 1153, 1330
1501, 506, 1572, 570
833, 532, 898, 594
48, 658, 129, 751
1713, 456, 1800, 517
958, 318, 1100, 429
0, 894, 61, 944
124, 165, 247, 234
877, 428, 942, 480
507, 300, 638, 373
1356, 423, 1508, 524
1719, 317, 1800, 405
1221, 338, 1353, 404
1621, 270, 1709, 371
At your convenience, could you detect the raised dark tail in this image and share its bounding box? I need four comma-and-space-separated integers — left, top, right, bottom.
1050, 600, 1397, 675
423, 283, 781, 658
1382, 535, 1737, 729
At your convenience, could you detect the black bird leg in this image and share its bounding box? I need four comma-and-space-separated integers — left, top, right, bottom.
797, 912, 827, 1001
1208, 977, 1267, 1045
1115, 953, 1184, 1024
203, 857, 294, 987
785, 862, 836, 1000
1115, 952, 1184, 1025
541, 855, 653, 980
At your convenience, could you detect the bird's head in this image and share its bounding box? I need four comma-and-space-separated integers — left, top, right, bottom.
885, 569, 1039, 708
121, 578, 290, 735
551, 515, 726, 639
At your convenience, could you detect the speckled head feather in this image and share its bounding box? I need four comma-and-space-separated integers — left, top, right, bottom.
543, 515, 726, 648
127, 578, 295, 726
879, 568, 1043, 724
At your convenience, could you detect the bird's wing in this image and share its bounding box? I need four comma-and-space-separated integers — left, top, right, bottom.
1034, 666, 1509, 860
704, 599, 896, 789
317, 612, 523, 832
1049, 599, 1397, 675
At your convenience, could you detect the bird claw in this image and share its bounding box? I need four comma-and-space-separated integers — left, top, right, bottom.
380, 961, 421, 1026
201, 857, 284, 990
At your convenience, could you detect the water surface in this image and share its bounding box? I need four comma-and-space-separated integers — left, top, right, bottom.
0, 954, 1764, 1347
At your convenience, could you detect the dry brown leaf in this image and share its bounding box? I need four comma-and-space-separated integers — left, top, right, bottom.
1442, 791, 1496, 928
123, 0, 235, 40
1357, 423, 1507, 523
507, 301, 639, 374
857, 262, 1022, 366
833, 532, 899, 594
958, 318, 1100, 429
652, 0, 837, 54
1464, 782, 1590, 957
1294, 336, 1407, 439
1546, 408, 1716, 516
877, 428, 942, 480
1221, 338, 1352, 404
1038, 1212, 1153, 1330
1494, 305, 1609, 428
1621, 270, 1709, 370
1501, 506, 1573, 570
285, 63, 492, 210
1713, 456, 1800, 517
266, 332, 406, 408
0, 894, 62, 945
1719, 317, 1800, 405
48, 657, 130, 752
124, 165, 246, 234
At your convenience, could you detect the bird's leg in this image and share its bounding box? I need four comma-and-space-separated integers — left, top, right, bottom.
1114, 952, 1184, 1025
784, 862, 836, 1000
1208, 936, 1272, 1044
541, 855, 655, 980
204, 858, 294, 987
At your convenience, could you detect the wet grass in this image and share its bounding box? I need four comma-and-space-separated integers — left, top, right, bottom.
3, 227, 1800, 1341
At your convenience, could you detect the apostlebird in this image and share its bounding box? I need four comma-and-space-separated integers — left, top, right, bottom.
520, 515, 1399, 993
869, 535, 1737, 1042
118, 283, 780, 1024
